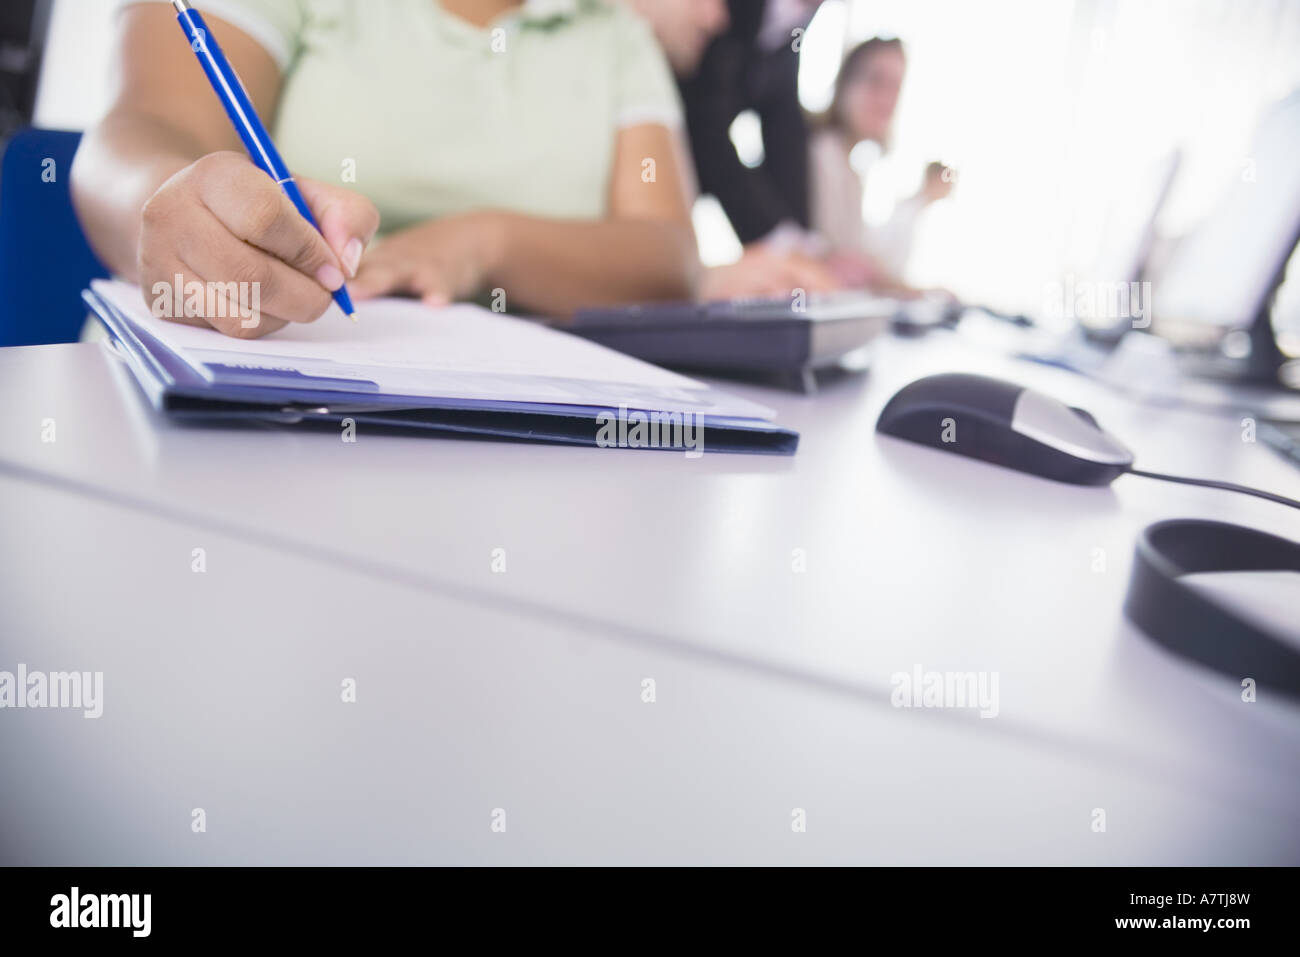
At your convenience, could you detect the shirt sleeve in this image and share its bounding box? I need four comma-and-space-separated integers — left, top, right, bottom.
607, 5, 684, 129
114, 0, 304, 71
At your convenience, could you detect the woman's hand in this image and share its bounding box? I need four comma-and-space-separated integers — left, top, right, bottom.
699, 248, 841, 301
137, 151, 380, 338
349, 212, 504, 307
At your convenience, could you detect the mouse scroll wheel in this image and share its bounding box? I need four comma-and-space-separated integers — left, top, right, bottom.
1070, 406, 1102, 430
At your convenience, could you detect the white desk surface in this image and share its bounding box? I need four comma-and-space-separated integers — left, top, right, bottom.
1, 333, 1298, 863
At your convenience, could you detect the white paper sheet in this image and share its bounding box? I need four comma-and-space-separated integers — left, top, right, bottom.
92, 280, 777, 419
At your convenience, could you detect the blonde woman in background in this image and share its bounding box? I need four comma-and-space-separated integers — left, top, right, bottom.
809, 36, 954, 292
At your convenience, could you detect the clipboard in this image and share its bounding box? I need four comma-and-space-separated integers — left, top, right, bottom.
83, 282, 799, 455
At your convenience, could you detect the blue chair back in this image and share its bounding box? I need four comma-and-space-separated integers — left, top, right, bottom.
0, 128, 110, 346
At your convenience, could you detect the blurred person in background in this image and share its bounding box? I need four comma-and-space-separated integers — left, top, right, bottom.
626, 0, 728, 78
809, 36, 955, 291
648, 0, 839, 299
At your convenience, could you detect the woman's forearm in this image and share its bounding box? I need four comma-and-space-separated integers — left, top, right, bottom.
71, 112, 225, 279
483, 213, 699, 317
72, 5, 285, 281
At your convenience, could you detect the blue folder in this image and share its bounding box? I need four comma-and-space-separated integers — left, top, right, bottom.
83, 287, 799, 455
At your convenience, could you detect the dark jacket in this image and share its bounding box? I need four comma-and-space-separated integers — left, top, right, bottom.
678, 0, 811, 244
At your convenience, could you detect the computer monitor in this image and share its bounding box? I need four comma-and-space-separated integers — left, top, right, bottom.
1075, 149, 1181, 340
1090, 150, 1182, 290
1154, 90, 1300, 341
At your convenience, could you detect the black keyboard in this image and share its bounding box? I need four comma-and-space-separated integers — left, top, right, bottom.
569, 293, 901, 374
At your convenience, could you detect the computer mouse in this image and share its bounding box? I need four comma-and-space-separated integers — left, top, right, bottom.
876, 372, 1134, 485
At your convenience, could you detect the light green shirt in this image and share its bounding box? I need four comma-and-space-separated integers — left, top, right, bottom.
120, 0, 682, 232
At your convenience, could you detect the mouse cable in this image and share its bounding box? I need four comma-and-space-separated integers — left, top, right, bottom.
1126, 467, 1300, 512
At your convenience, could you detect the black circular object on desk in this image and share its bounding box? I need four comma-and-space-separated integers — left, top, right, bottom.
1124, 519, 1300, 700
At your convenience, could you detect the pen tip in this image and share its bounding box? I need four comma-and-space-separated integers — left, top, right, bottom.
347, 312, 358, 322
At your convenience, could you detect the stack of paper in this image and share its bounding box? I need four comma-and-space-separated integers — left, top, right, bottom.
85, 280, 797, 454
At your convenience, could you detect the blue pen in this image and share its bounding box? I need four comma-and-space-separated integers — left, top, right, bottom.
171, 0, 356, 320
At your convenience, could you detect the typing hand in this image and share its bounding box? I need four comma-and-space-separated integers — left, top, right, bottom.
138, 151, 379, 338
921, 163, 956, 204
699, 248, 841, 301
825, 250, 884, 288
349, 212, 503, 307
